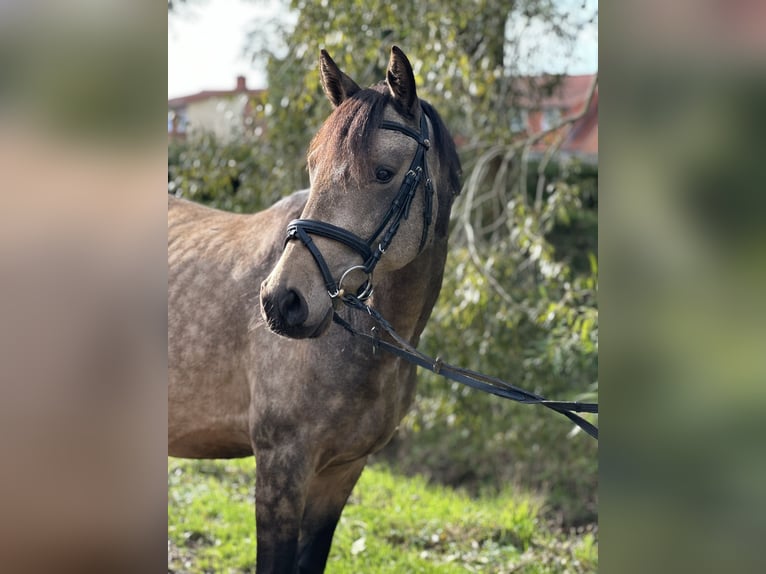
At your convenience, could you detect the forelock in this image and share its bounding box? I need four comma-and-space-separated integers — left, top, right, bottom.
308, 85, 391, 189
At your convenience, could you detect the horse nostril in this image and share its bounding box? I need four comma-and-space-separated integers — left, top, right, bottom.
279, 288, 308, 327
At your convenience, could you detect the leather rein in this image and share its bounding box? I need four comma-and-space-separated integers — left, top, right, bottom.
333, 296, 598, 440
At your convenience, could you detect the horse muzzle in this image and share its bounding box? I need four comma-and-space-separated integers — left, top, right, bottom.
259, 280, 333, 339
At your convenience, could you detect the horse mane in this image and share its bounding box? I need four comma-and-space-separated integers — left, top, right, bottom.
308, 83, 462, 238
419, 98, 462, 238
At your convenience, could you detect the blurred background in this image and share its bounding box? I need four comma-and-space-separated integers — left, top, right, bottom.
0, 2, 167, 573
600, 2, 766, 573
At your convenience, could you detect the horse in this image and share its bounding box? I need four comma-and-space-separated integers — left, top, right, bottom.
168, 46, 462, 573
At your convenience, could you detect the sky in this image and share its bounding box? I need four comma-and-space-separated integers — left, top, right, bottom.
168, 0, 598, 99
168, 0, 277, 98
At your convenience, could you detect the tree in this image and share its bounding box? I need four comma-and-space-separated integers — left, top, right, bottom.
245, 0, 596, 195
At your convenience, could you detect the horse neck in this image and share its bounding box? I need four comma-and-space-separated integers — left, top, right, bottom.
371, 236, 449, 345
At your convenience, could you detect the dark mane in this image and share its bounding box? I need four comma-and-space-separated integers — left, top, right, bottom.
420, 99, 462, 237
420, 100, 461, 197
308, 85, 462, 225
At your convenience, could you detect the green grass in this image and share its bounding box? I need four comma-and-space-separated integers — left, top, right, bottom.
168, 458, 597, 573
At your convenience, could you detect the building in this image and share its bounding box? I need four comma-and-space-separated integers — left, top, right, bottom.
168, 73, 597, 163
510, 74, 598, 163
168, 76, 265, 141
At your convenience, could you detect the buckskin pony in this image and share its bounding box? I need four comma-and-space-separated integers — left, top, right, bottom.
168, 46, 461, 573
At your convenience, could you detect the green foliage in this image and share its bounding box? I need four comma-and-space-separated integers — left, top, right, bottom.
168, 458, 598, 573
376, 156, 598, 525
168, 129, 285, 213
243, 0, 588, 198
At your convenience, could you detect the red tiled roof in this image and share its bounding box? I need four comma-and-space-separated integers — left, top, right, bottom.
562, 88, 598, 155
512, 74, 596, 109
514, 74, 598, 158
168, 76, 265, 109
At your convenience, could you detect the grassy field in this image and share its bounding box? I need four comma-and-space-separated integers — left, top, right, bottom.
168, 458, 597, 573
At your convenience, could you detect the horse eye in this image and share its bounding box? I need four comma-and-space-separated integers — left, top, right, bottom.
375, 167, 395, 183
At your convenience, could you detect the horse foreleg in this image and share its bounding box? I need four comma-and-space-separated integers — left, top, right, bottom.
253, 446, 311, 574
297, 458, 367, 574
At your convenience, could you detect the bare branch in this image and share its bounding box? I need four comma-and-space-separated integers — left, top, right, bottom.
452, 72, 598, 302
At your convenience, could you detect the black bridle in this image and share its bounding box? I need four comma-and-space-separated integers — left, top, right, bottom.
285, 109, 433, 300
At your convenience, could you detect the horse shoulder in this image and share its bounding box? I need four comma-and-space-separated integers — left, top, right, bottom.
168, 191, 310, 458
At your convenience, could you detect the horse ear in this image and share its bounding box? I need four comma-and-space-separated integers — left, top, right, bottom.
386, 45, 418, 116
319, 49, 360, 107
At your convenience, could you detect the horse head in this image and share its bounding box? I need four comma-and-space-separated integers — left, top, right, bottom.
261, 46, 459, 339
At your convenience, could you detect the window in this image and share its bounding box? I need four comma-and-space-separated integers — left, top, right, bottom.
168, 109, 188, 134
510, 109, 528, 133
541, 107, 562, 131
176, 110, 188, 133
